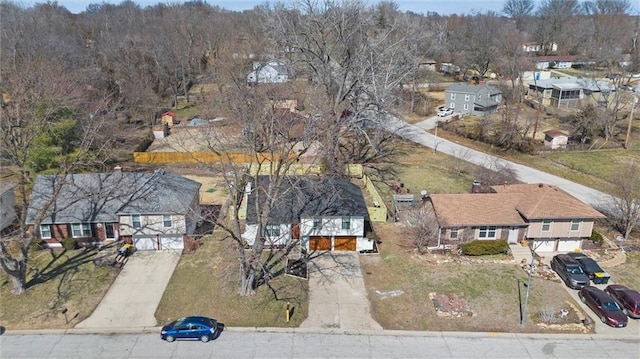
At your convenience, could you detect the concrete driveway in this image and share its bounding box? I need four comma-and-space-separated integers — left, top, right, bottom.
300, 253, 382, 331
75, 250, 181, 329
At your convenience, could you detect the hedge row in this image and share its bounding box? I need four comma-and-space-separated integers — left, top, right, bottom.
459, 239, 509, 256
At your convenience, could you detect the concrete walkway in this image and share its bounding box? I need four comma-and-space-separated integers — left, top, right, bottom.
300, 253, 383, 331
75, 250, 181, 329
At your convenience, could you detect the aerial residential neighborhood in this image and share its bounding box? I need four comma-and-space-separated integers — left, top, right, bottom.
0, 0, 639, 357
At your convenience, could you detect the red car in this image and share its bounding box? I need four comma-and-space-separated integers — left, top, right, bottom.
605, 284, 640, 319
579, 286, 627, 328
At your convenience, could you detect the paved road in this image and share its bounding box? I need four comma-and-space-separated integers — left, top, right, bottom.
1, 330, 638, 359
75, 250, 181, 329
385, 115, 612, 210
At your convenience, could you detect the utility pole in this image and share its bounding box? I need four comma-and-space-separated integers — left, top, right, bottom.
625, 95, 638, 150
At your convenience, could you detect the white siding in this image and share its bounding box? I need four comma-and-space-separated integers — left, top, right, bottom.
119, 214, 187, 236
299, 216, 365, 237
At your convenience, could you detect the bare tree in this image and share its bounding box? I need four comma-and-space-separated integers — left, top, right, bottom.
409, 205, 440, 254
502, 0, 536, 31
608, 160, 640, 240
533, 0, 580, 55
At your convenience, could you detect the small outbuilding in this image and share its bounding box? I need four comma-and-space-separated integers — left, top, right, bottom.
543, 130, 568, 150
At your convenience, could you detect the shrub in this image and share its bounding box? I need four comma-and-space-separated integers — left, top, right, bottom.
459, 239, 509, 256
60, 238, 77, 250
590, 230, 604, 247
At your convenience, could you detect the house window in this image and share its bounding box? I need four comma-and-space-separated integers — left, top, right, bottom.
163, 215, 172, 228
464, 94, 470, 101
541, 219, 552, 232
40, 224, 52, 239
342, 217, 351, 230
449, 103, 455, 109
71, 223, 91, 238
313, 218, 322, 230
450, 228, 458, 240
132, 214, 141, 229
265, 224, 280, 237
478, 226, 496, 239
105, 223, 115, 239
478, 95, 482, 100
463, 104, 469, 111
570, 219, 580, 232
451, 93, 456, 100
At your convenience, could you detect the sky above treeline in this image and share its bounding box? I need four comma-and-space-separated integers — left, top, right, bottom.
17, 0, 530, 15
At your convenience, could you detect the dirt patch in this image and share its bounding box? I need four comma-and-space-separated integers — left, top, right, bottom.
429, 292, 473, 317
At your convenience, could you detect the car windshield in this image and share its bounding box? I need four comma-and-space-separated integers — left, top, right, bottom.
603, 301, 621, 311
567, 265, 584, 274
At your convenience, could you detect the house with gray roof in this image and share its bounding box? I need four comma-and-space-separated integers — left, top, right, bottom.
246, 60, 289, 84
26, 169, 201, 250
0, 183, 17, 232
241, 176, 374, 252
527, 77, 616, 109
444, 83, 502, 115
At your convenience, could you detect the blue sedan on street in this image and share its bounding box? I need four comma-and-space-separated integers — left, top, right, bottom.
161, 316, 220, 342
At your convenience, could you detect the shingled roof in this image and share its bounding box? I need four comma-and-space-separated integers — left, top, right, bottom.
245, 176, 368, 225
26, 169, 201, 225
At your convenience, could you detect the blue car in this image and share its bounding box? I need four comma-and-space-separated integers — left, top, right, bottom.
161, 316, 219, 342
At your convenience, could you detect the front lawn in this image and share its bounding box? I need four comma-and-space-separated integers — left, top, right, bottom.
155, 231, 308, 327
0, 246, 119, 329
361, 223, 586, 333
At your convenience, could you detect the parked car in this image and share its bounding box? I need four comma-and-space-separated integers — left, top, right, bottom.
605, 284, 640, 319
161, 316, 219, 342
437, 106, 453, 117
579, 286, 628, 328
551, 254, 590, 289
574, 256, 610, 284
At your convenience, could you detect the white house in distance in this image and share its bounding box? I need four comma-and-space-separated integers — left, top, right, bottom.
246, 60, 289, 84
242, 176, 374, 252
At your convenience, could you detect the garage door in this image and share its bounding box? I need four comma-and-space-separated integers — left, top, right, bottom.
532, 239, 555, 253
334, 236, 356, 251
557, 239, 582, 253
309, 236, 331, 251
160, 236, 184, 250
134, 236, 158, 250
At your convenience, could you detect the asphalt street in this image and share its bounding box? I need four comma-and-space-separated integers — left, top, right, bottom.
384, 115, 612, 210
1, 329, 638, 359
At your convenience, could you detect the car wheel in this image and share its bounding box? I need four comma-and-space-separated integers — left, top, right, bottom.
200, 335, 210, 343
165, 335, 175, 343
600, 316, 606, 324
580, 294, 586, 303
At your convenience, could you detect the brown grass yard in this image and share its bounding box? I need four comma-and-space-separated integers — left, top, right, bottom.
0, 247, 119, 330
606, 251, 640, 290
155, 231, 308, 328
361, 223, 587, 333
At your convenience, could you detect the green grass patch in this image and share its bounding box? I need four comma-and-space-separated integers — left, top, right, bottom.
155, 232, 308, 327
0, 247, 119, 329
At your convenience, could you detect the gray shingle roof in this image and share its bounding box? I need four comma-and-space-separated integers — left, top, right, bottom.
446, 83, 501, 96
26, 169, 201, 224
246, 176, 368, 225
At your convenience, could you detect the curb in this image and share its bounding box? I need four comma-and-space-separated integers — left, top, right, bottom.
3, 326, 639, 341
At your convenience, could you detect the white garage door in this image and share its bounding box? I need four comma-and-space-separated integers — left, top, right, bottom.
532, 239, 555, 253
134, 236, 158, 250
160, 236, 184, 250
557, 239, 582, 253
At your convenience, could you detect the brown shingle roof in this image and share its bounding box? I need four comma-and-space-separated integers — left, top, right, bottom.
490, 183, 605, 220
429, 193, 526, 227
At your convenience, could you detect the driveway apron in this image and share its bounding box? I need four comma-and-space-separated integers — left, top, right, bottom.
300, 252, 383, 331
75, 250, 181, 329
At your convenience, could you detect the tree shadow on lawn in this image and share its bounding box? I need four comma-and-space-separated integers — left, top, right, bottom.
25, 242, 118, 289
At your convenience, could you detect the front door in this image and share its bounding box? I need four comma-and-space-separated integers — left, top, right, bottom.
508, 228, 519, 244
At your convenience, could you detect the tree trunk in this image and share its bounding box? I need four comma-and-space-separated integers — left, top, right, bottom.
0, 254, 27, 295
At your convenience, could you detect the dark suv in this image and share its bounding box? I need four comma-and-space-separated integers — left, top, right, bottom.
551, 254, 590, 289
